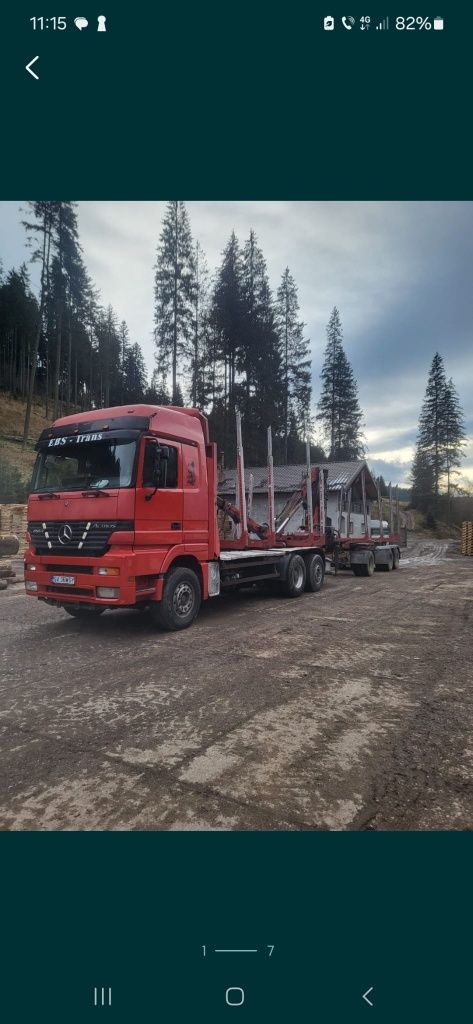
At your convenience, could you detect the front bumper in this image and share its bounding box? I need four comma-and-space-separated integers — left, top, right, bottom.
23, 548, 165, 606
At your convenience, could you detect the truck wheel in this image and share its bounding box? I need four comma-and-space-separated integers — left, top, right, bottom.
359, 552, 375, 577
305, 553, 325, 592
377, 550, 394, 572
352, 564, 362, 577
282, 554, 306, 597
63, 605, 105, 618
151, 567, 201, 630
392, 547, 400, 569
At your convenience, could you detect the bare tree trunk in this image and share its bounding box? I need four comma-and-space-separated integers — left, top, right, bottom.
23, 211, 49, 447
173, 202, 178, 403
53, 204, 64, 420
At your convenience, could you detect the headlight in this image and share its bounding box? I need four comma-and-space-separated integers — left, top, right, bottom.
96, 586, 119, 599
25, 580, 38, 592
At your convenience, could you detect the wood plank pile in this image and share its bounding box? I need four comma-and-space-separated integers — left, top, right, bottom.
461, 521, 473, 557
0, 503, 27, 590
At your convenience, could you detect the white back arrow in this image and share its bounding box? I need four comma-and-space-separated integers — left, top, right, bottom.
26, 56, 39, 80
363, 986, 374, 1007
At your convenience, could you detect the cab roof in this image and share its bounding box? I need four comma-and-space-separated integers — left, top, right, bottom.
44, 404, 209, 446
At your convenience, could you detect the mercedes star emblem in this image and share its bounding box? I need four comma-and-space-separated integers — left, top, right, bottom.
58, 523, 73, 545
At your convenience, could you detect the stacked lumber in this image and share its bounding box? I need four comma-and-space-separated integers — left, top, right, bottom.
461, 521, 473, 556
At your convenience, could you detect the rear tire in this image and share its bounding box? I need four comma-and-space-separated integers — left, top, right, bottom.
358, 552, 375, 577
63, 605, 105, 619
282, 554, 306, 597
150, 567, 201, 631
377, 550, 394, 572
305, 553, 325, 592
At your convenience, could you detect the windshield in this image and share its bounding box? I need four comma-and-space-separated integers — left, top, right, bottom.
32, 438, 137, 492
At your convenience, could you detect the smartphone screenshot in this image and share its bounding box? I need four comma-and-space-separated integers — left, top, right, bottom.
0, 6, 471, 1022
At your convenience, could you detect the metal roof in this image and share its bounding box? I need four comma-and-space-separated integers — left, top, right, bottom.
218, 461, 378, 497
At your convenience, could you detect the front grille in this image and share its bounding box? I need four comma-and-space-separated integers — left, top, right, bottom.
44, 563, 93, 574
46, 585, 94, 596
29, 520, 133, 557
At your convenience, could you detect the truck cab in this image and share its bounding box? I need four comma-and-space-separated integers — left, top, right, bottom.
25, 405, 219, 628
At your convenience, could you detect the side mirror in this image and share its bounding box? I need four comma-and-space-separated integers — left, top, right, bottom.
152, 445, 169, 485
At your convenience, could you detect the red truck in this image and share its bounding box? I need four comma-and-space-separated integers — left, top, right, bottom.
24, 403, 400, 629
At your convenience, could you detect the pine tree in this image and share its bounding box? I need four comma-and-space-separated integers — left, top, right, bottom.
0, 265, 38, 399
122, 342, 148, 403
211, 231, 244, 410
411, 445, 434, 512
316, 307, 364, 460
238, 231, 284, 463
95, 305, 121, 406
276, 267, 312, 461
21, 201, 56, 445
190, 242, 212, 409
417, 352, 447, 502
119, 320, 130, 402
50, 202, 81, 418
443, 376, 466, 518
154, 201, 196, 403
146, 368, 170, 405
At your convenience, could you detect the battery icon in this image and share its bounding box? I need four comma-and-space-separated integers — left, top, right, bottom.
433, 16, 444, 30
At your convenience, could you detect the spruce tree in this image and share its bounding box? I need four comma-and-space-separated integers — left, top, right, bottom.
276, 267, 312, 461
146, 368, 170, 405
417, 352, 448, 503
21, 201, 56, 445
122, 342, 148, 403
211, 231, 244, 410
443, 376, 466, 515
154, 201, 196, 403
317, 307, 364, 460
238, 231, 284, 463
410, 446, 434, 512
119, 320, 130, 402
190, 241, 213, 409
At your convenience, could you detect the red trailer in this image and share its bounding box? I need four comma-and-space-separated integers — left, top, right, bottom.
24, 404, 399, 630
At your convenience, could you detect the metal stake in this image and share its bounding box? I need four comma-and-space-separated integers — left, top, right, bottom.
267, 426, 275, 535
305, 439, 313, 533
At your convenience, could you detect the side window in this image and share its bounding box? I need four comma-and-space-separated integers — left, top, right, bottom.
142, 442, 178, 488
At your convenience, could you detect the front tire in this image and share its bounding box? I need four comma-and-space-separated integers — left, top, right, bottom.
282, 554, 306, 597
151, 567, 201, 631
305, 553, 325, 592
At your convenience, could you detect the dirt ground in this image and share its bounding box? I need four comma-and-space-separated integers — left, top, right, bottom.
0, 536, 472, 831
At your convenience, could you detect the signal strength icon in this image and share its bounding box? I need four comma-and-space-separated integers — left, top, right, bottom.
375, 16, 389, 29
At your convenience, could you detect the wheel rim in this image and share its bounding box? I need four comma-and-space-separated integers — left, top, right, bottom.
173, 582, 194, 617
313, 562, 323, 586
291, 562, 304, 590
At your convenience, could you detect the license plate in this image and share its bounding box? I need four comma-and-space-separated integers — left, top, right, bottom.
51, 575, 75, 585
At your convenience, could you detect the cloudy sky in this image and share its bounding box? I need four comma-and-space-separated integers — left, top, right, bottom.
1, 200, 472, 486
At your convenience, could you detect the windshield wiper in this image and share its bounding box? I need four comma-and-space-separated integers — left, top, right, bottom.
82, 489, 111, 497
37, 492, 60, 500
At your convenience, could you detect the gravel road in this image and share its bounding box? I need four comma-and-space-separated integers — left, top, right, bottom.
1, 538, 472, 831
